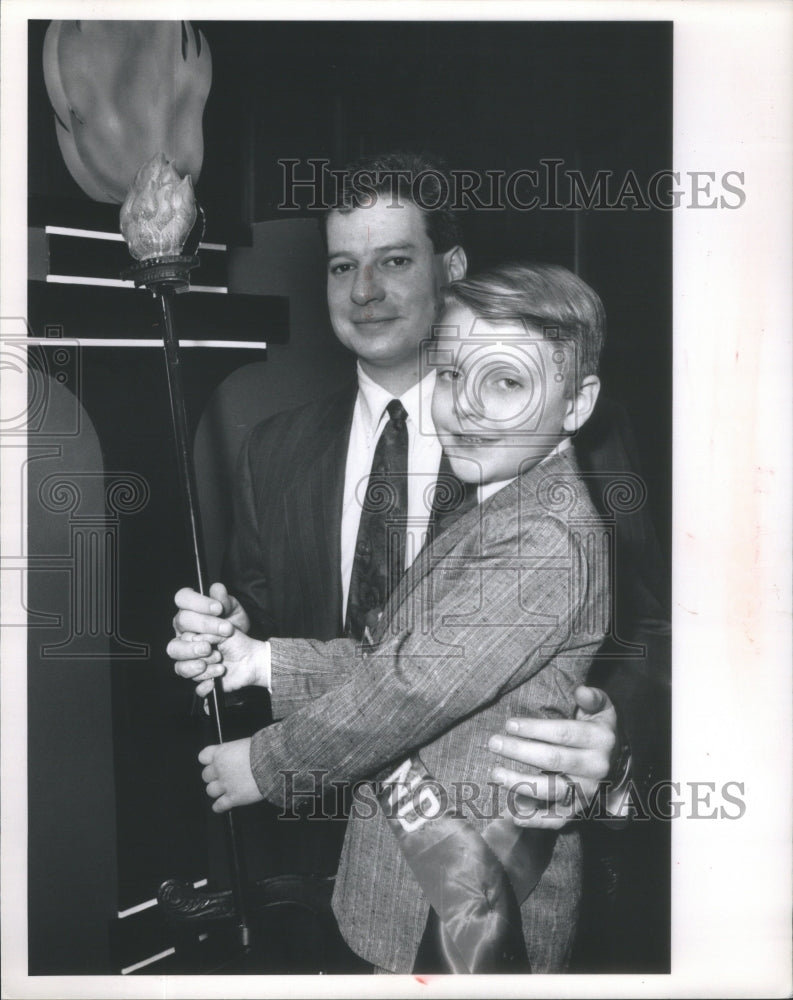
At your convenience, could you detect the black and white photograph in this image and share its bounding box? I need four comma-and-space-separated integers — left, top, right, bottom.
1, 2, 790, 998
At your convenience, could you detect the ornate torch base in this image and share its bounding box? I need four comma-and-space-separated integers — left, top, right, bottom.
121, 254, 200, 292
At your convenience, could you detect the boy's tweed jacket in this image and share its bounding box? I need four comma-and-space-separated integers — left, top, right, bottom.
249, 446, 610, 972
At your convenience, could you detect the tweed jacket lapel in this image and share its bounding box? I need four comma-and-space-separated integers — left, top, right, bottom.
282, 385, 356, 635
374, 449, 578, 644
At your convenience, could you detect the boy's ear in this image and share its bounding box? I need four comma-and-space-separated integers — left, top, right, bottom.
563, 376, 601, 433
441, 245, 467, 282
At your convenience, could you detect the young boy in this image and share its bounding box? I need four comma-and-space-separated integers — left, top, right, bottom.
175, 262, 610, 973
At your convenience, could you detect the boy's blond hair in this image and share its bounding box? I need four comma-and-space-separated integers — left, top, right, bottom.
443, 262, 606, 388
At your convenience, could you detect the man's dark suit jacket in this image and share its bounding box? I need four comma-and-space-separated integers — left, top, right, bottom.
225, 383, 358, 645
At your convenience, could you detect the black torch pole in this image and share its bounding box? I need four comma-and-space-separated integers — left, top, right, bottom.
156, 285, 251, 950
122, 202, 252, 950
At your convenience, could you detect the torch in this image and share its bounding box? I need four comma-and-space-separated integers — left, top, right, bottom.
120, 153, 251, 949
42, 17, 257, 955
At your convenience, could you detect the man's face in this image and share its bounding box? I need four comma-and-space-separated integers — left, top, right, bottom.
326, 198, 452, 383
431, 304, 579, 484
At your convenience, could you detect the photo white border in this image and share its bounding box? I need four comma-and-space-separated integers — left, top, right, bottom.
2, 2, 791, 998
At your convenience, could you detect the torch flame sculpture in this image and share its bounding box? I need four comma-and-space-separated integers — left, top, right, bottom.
121, 153, 198, 261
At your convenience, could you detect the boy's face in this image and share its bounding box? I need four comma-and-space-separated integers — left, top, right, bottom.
431, 304, 585, 484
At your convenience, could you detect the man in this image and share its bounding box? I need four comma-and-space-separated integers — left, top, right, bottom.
170, 151, 668, 967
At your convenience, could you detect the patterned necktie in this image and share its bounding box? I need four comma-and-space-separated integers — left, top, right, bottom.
346, 399, 409, 641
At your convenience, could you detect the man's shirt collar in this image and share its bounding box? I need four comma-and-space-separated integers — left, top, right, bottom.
356, 363, 435, 442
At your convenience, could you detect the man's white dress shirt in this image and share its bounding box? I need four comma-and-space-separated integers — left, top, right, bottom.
340, 365, 442, 621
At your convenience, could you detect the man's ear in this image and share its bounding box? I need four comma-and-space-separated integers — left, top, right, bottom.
441, 245, 467, 282
563, 376, 601, 433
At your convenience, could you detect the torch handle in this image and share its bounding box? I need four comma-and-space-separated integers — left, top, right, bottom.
159, 292, 209, 590
157, 287, 251, 949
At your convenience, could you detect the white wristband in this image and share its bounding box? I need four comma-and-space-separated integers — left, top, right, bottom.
261, 639, 272, 691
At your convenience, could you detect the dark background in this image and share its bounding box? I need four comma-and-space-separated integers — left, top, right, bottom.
27, 18, 671, 974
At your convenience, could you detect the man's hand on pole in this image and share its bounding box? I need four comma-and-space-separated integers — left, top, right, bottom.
172, 581, 251, 636
168, 583, 269, 698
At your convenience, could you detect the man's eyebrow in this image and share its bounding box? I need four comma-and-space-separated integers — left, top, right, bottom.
374, 242, 417, 253
327, 241, 418, 260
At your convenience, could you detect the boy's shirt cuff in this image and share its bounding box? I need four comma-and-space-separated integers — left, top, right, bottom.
261, 639, 272, 691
